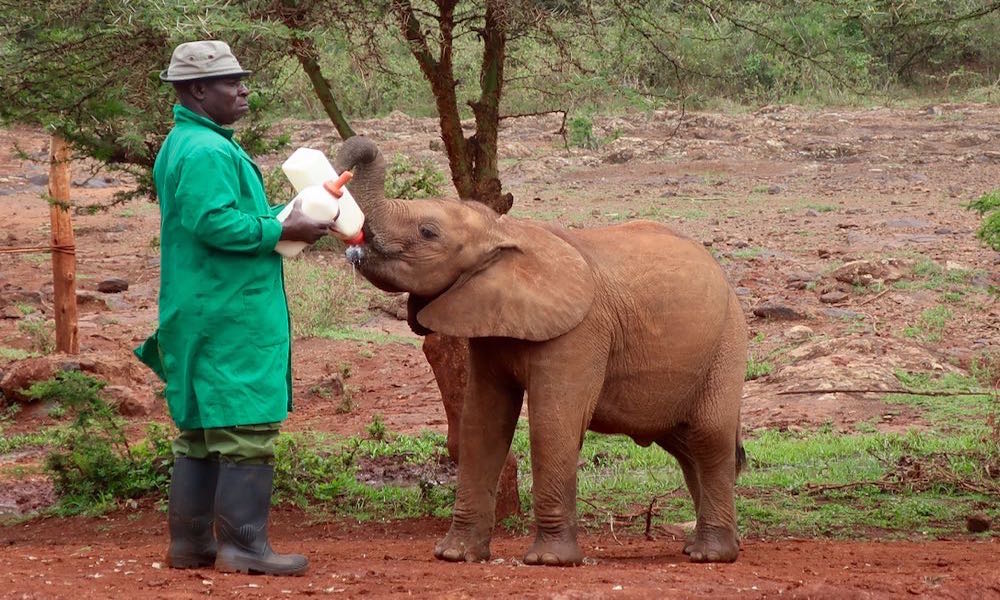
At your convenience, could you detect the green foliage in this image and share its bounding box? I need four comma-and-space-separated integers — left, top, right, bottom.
568, 116, 599, 150
968, 190, 1000, 251
366, 414, 388, 442
745, 356, 774, 381
282, 257, 393, 338
25, 371, 172, 514
0, 0, 296, 204
0, 347, 38, 361
902, 306, 953, 342
384, 154, 447, 199
16, 318, 54, 354
272, 430, 453, 519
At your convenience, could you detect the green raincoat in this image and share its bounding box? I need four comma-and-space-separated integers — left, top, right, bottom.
134, 104, 292, 430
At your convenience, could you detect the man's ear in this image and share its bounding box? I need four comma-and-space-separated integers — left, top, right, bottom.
188, 81, 207, 101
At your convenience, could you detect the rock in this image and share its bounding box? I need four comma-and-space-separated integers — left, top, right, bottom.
72, 176, 115, 189
702, 239, 713, 247
767, 185, 782, 195
752, 302, 808, 321
820, 291, 848, 304
428, 139, 443, 152
966, 513, 991, 533
817, 249, 832, 259
1, 306, 22, 319
603, 149, 635, 164
76, 291, 109, 311
0, 358, 56, 403
805, 209, 819, 217
103, 385, 154, 417
830, 260, 888, 285
822, 308, 863, 320
784, 325, 814, 341
97, 278, 129, 293
26, 174, 49, 187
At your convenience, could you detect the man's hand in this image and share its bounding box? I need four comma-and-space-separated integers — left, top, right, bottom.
279, 199, 334, 243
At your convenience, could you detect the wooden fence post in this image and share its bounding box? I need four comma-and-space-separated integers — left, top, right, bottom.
48, 133, 79, 354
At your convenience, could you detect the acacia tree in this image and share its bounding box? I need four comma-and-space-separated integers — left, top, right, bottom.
0, 0, 305, 204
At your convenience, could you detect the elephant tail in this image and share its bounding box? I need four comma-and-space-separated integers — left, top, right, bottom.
735, 431, 748, 478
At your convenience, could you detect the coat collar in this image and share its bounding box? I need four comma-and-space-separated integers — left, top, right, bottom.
172, 104, 235, 140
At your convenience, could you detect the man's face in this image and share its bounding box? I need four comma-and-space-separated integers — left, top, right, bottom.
198, 77, 250, 125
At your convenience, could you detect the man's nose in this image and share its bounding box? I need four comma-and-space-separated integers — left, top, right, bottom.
238, 83, 250, 95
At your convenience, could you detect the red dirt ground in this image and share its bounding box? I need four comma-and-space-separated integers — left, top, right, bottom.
2, 103, 999, 597
2, 506, 998, 599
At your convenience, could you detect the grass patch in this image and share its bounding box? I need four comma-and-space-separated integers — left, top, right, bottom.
0, 347, 38, 361
314, 326, 420, 347
283, 257, 393, 338
745, 356, 774, 381
272, 427, 454, 520
729, 246, 764, 260
902, 305, 953, 342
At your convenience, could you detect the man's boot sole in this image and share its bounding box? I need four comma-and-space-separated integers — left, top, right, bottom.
215, 553, 308, 576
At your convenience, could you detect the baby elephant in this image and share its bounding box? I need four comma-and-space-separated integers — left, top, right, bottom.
337, 136, 748, 565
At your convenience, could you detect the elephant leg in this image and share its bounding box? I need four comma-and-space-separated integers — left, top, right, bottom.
424, 333, 521, 522
656, 428, 701, 555
523, 366, 604, 566
434, 353, 522, 563
685, 427, 739, 563
685, 318, 746, 564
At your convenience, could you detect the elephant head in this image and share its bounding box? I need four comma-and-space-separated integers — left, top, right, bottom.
335, 136, 596, 342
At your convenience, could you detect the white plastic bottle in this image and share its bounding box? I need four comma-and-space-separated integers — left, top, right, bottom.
274, 147, 365, 258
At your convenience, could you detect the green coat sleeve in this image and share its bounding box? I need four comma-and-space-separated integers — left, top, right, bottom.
176, 147, 283, 255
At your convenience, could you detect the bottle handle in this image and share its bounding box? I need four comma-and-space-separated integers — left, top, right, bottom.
323, 171, 353, 199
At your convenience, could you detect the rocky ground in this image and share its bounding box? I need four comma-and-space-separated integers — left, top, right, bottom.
1, 102, 998, 597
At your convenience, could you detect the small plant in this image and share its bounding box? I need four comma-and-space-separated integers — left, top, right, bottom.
902, 306, 953, 342
567, 116, 599, 150
731, 247, 764, 260
385, 153, 446, 200
0, 347, 36, 361
264, 164, 297, 207
366, 414, 388, 441
27, 371, 172, 514
17, 317, 54, 354
967, 190, 1000, 250
745, 356, 773, 381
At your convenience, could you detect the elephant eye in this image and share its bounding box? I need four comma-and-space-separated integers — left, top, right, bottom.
418, 224, 439, 240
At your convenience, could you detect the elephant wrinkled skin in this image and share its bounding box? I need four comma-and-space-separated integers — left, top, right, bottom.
336, 136, 749, 565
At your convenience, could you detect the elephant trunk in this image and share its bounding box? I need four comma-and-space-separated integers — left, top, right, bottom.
334, 136, 387, 219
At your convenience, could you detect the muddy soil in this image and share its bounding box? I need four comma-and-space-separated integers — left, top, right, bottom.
1, 103, 999, 597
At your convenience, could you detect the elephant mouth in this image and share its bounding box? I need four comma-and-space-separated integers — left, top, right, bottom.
344, 243, 407, 294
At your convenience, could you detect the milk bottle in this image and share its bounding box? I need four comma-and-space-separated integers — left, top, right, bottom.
274, 147, 365, 258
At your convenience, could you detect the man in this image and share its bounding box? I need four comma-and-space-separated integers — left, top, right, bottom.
135, 40, 330, 576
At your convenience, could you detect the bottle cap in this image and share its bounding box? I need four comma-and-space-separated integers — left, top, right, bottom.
323, 171, 353, 199
343, 230, 365, 246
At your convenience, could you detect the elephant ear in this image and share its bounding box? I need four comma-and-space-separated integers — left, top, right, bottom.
416, 219, 595, 341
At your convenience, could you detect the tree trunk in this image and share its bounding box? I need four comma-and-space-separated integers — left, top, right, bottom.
48, 133, 78, 354
422, 334, 520, 521
395, 0, 519, 520
292, 38, 356, 140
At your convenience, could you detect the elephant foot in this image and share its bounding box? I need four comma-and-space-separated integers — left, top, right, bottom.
434, 526, 492, 563
523, 533, 583, 566
685, 524, 739, 563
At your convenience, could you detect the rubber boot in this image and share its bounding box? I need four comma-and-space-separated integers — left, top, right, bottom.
166, 456, 219, 569
214, 462, 308, 576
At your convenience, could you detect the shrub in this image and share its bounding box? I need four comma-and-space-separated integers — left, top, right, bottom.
27, 371, 173, 514
385, 154, 447, 199
968, 190, 1000, 251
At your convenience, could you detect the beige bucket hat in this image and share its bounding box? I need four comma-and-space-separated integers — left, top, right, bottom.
160, 40, 252, 82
